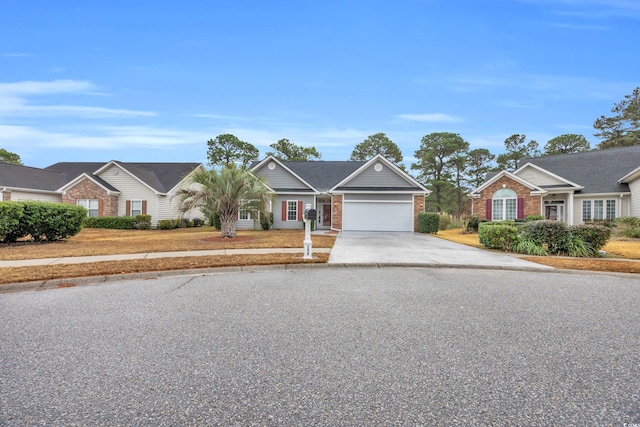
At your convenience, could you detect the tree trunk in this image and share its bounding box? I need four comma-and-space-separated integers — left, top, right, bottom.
219, 212, 237, 238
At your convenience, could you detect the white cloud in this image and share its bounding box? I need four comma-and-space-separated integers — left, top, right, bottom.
397, 113, 463, 123
0, 79, 156, 118
0, 124, 205, 150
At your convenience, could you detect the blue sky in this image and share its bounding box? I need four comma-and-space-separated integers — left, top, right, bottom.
1, 0, 638, 169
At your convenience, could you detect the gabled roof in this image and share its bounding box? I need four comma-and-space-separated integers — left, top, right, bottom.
252, 154, 427, 193
518, 145, 640, 194
0, 162, 65, 192
48, 161, 202, 194
330, 154, 428, 193
514, 162, 583, 191
471, 169, 546, 196
58, 173, 121, 194
251, 156, 320, 192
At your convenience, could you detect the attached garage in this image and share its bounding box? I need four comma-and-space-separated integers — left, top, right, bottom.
342, 194, 414, 232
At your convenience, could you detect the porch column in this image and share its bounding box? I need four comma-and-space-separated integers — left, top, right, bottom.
567, 192, 574, 225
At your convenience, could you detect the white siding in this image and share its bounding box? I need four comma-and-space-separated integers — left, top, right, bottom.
272, 195, 315, 229
343, 161, 413, 188
629, 179, 640, 217
9, 191, 62, 203
98, 165, 159, 223
517, 167, 566, 186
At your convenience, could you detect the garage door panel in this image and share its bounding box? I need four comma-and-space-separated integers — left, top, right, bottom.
343, 202, 412, 232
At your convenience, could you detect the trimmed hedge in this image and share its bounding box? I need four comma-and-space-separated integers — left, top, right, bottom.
418, 212, 440, 234
478, 222, 519, 251
0, 202, 25, 243
84, 216, 137, 230
0, 201, 86, 243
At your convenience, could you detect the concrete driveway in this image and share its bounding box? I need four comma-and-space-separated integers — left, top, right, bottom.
328, 231, 552, 270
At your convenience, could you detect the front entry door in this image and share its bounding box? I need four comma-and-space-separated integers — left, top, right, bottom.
545, 205, 565, 222
322, 204, 331, 227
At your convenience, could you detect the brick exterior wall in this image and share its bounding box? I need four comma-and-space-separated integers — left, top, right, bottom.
413, 194, 425, 232
472, 176, 541, 220
62, 178, 119, 216
331, 194, 343, 230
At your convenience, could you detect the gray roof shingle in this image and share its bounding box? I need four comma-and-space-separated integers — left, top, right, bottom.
279, 161, 366, 192
519, 145, 640, 194
0, 162, 66, 191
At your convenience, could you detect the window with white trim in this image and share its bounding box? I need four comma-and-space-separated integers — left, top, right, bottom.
77, 199, 99, 217
582, 199, 616, 221
287, 200, 298, 221
239, 210, 251, 220
492, 188, 517, 221
131, 200, 142, 216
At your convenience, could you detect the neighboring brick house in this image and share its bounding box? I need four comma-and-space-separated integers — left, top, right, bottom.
471, 145, 640, 224
245, 154, 430, 232
0, 160, 205, 226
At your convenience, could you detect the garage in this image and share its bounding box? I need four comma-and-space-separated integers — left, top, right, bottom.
342, 195, 413, 232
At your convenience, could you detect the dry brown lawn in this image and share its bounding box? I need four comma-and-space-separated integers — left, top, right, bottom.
0, 227, 336, 285
0, 227, 337, 260
0, 253, 330, 285
435, 228, 640, 274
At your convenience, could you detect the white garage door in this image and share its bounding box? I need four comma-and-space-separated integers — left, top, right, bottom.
343, 201, 413, 232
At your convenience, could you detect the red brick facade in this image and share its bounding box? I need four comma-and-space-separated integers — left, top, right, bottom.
413, 194, 425, 232
62, 178, 119, 217
331, 194, 343, 230
472, 175, 541, 220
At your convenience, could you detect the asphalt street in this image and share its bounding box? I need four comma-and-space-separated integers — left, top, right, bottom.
1, 267, 639, 426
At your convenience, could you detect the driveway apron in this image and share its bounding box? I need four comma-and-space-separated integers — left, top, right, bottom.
328, 231, 552, 270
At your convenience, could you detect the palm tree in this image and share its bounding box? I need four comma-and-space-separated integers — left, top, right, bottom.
177, 165, 272, 238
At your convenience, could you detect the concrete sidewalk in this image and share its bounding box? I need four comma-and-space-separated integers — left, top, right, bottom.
0, 248, 333, 268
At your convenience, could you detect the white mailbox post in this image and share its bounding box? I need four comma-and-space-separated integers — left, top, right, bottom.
303, 203, 313, 259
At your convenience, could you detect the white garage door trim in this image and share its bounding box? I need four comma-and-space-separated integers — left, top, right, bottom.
343, 200, 413, 232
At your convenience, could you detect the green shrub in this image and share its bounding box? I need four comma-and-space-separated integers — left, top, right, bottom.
0, 202, 26, 243
615, 216, 640, 227
565, 235, 592, 257
193, 218, 203, 227
478, 222, 519, 251
467, 215, 480, 232
622, 226, 640, 239
187, 220, 195, 228
210, 212, 221, 230
520, 220, 571, 255
261, 212, 273, 230
157, 219, 176, 230
526, 215, 545, 222
84, 216, 136, 230
135, 214, 152, 230
418, 212, 440, 234
569, 223, 611, 252
512, 238, 548, 256
0, 202, 86, 243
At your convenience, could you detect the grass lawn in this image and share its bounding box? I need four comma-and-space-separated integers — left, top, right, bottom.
435, 228, 640, 274
0, 227, 335, 285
